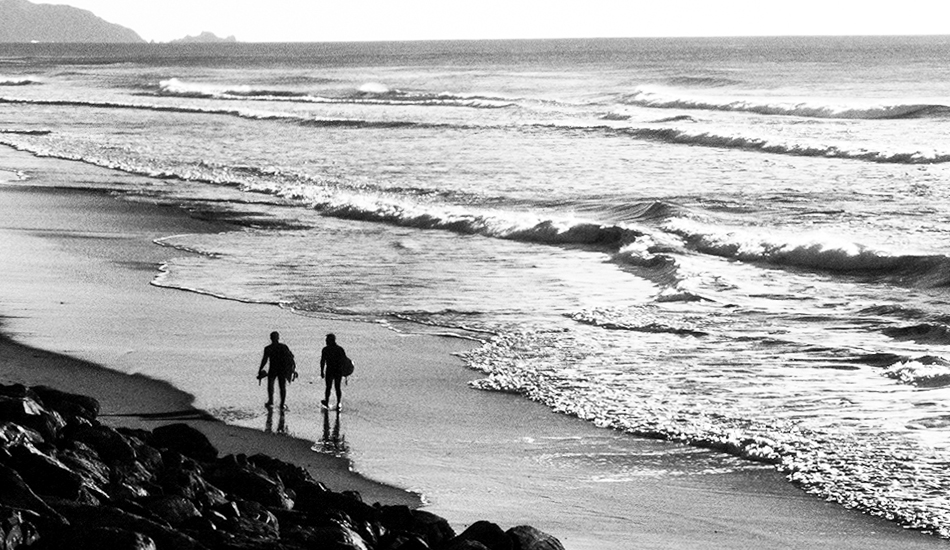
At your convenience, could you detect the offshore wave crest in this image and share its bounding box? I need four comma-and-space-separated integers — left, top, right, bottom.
620, 88, 950, 120
595, 125, 950, 165
884, 356, 950, 387
156, 78, 517, 109
0, 77, 40, 86
665, 218, 950, 284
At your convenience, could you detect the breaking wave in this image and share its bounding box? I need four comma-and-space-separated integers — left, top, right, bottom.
884, 356, 950, 387
620, 88, 950, 120
597, 125, 950, 164
664, 218, 950, 285
156, 78, 517, 109
0, 77, 40, 86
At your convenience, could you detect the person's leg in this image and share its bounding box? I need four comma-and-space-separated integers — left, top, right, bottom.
333, 375, 342, 407
322, 376, 332, 406
266, 375, 275, 406
278, 376, 287, 409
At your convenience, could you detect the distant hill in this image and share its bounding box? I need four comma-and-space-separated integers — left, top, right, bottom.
0, 0, 145, 43
171, 31, 237, 44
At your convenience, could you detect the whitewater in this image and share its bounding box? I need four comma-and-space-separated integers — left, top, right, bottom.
3, 36, 950, 536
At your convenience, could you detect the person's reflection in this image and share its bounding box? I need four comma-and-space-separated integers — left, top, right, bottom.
316, 408, 347, 454
264, 407, 289, 435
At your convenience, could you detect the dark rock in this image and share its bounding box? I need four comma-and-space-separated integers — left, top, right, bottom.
0, 505, 41, 549
283, 522, 370, 550
446, 521, 511, 550
0, 393, 65, 443
57, 443, 111, 500
0, 462, 69, 528
151, 423, 218, 463
0, 422, 43, 450
111, 457, 160, 501
71, 424, 136, 463
145, 495, 201, 526
7, 443, 84, 500
31, 386, 100, 423
379, 506, 455, 549
506, 526, 565, 550
206, 455, 294, 510
50, 502, 206, 550
378, 533, 430, 550
71, 527, 158, 550
441, 541, 490, 550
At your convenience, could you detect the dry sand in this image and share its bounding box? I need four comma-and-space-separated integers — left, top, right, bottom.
1, 145, 947, 549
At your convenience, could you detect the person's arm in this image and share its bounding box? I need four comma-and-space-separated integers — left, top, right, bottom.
320, 348, 326, 378
259, 348, 269, 372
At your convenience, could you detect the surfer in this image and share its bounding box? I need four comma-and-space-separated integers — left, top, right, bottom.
320, 333, 346, 410
258, 331, 297, 410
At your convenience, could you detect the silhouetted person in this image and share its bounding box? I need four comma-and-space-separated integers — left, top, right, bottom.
320, 333, 346, 410
258, 331, 296, 410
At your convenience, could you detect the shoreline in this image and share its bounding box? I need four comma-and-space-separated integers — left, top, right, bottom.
2, 145, 948, 549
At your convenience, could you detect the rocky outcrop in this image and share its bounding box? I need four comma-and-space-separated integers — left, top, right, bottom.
0, 0, 145, 43
0, 383, 565, 550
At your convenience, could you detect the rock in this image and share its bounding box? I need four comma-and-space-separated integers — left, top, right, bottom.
206, 455, 294, 510
151, 423, 218, 463
378, 506, 455, 549
158, 452, 228, 509
145, 496, 201, 526
445, 521, 512, 550
283, 522, 371, 550
50, 502, 207, 550
442, 542, 491, 550
0, 505, 41, 549
6, 443, 84, 500
506, 526, 565, 550
0, 392, 65, 443
0, 462, 69, 528
0, 422, 43, 450
31, 386, 100, 422
71, 424, 136, 463
377, 533, 430, 550
72, 527, 158, 550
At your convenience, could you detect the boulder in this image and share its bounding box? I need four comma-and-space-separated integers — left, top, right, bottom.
6, 443, 84, 500
71, 527, 158, 550
378, 506, 454, 549
0, 393, 65, 443
0, 462, 69, 528
283, 522, 371, 550
0, 422, 43, 450
0, 505, 41, 550
206, 455, 294, 510
446, 521, 511, 550
151, 423, 218, 463
71, 424, 136, 463
506, 526, 565, 550
145, 496, 201, 526
31, 386, 100, 423
50, 502, 207, 550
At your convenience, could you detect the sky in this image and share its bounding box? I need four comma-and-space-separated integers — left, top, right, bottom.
33, 0, 950, 43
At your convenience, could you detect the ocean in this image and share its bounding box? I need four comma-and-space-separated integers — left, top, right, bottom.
2, 36, 950, 537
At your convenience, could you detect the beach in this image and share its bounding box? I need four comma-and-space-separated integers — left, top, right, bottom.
2, 145, 947, 549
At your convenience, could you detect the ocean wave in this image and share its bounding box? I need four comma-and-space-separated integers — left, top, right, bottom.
883, 324, 950, 346
569, 310, 708, 337
666, 76, 744, 88
664, 218, 950, 282
156, 78, 517, 109
884, 356, 950, 387
619, 88, 950, 120
600, 125, 950, 164
0, 77, 40, 86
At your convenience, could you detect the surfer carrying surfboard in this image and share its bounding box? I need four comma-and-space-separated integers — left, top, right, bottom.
320, 333, 349, 411
258, 331, 297, 410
